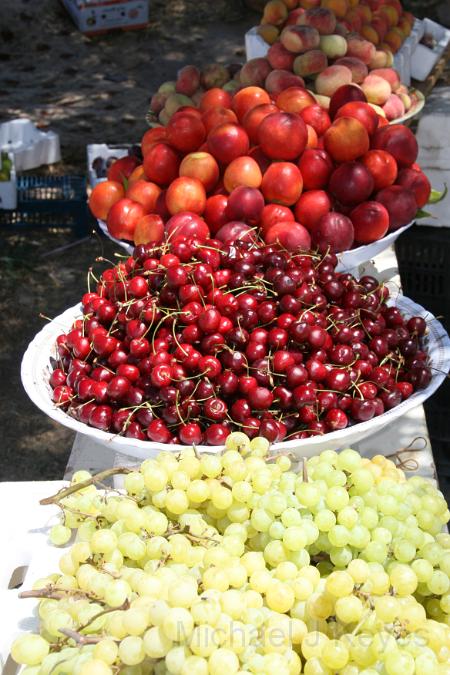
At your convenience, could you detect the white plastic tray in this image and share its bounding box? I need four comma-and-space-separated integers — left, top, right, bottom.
98, 218, 134, 254
87, 144, 132, 187
0, 119, 60, 172
0, 152, 17, 210
21, 296, 450, 460
0, 481, 65, 673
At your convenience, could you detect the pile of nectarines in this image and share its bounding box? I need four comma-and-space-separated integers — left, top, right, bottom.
89, 82, 429, 255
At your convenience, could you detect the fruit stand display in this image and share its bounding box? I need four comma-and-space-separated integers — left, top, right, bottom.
5, 0, 450, 672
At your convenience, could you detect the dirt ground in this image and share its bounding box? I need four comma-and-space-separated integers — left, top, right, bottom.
0, 0, 258, 481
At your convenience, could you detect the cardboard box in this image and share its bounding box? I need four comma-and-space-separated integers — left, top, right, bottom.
61, 0, 149, 35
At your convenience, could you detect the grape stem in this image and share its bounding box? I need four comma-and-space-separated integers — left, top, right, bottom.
302, 457, 309, 483
39, 467, 136, 506
58, 628, 103, 645
19, 586, 102, 604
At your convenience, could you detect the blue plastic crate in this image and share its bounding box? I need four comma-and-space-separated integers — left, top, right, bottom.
0, 175, 95, 236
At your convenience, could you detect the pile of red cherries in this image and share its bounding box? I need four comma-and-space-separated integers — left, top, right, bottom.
50, 238, 431, 445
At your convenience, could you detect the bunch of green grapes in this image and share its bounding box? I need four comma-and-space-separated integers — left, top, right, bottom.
11, 433, 450, 675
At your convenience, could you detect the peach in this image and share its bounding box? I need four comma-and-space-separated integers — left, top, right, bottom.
133, 214, 165, 246
258, 112, 308, 160
202, 106, 238, 134
164, 93, 193, 117
239, 58, 272, 88
204, 194, 228, 234
243, 103, 279, 143
158, 81, 176, 94
262, 0, 289, 26
329, 83, 367, 118
396, 168, 431, 208
264, 221, 312, 251
324, 116, 370, 161
294, 50, 328, 77
362, 149, 398, 190
361, 23, 380, 45
126, 180, 161, 213
335, 57, 368, 84
398, 17, 412, 37
350, 201, 389, 243
280, 25, 321, 53
368, 50, 389, 69
294, 189, 332, 230
315, 65, 353, 97
298, 148, 334, 188
257, 24, 280, 44
314, 94, 331, 109
319, 34, 348, 58
371, 15, 389, 40
166, 177, 206, 216
346, 35, 376, 64
376, 185, 417, 231
384, 28, 403, 53
207, 123, 250, 164
370, 67, 401, 91
398, 92, 412, 111
223, 156, 263, 192
312, 211, 354, 253
335, 21, 350, 37
320, 0, 349, 20
300, 104, 331, 135
143, 143, 180, 187
382, 93, 405, 121
222, 80, 241, 94
225, 187, 264, 223
277, 86, 316, 113
286, 8, 307, 24
268, 42, 296, 70
179, 152, 220, 192
248, 146, 272, 174
200, 88, 232, 112
361, 74, 391, 105
335, 101, 379, 135
329, 161, 374, 205
306, 124, 319, 147
372, 124, 418, 167
344, 8, 363, 32
299, 0, 321, 7
158, 109, 170, 126
201, 64, 230, 89
175, 65, 201, 97
166, 112, 206, 153
261, 204, 295, 233
233, 87, 271, 122
265, 70, 306, 97
298, 7, 337, 34
150, 92, 168, 114
261, 162, 304, 205
282, 0, 299, 10
379, 5, 399, 27
358, 4, 372, 23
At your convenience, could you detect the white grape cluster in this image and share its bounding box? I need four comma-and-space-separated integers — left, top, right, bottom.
11, 433, 450, 675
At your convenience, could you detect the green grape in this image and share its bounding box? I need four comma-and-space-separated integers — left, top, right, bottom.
330, 547, 352, 568
266, 581, 295, 613
325, 487, 349, 511
428, 570, 450, 595
118, 532, 146, 561
79, 659, 113, 675
118, 636, 145, 666
90, 529, 118, 555
337, 448, 362, 473
11, 634, 50, 666
143, 626, 173, 658
314, 510, 336, 532
384, 650, 415, 675
363, 541, 388, 564
325, 571, 354, 598
283, 526, 307, 551
335, 596, 364, 623
337, 507, 358, 529
390, 564, 418, 596
124, 472, 145, 495
165, 645, 190, 675
296, 482, 321, 508
374, 595, 398, 622
322, 639, 349, 669
50, 524, 72, 546
93, 639, 119, 665
328, 525, 349, 547
165, 489, 189, 515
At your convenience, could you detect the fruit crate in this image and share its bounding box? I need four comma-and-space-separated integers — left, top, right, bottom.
395, 225, 450, 332
0, 175, 95, 237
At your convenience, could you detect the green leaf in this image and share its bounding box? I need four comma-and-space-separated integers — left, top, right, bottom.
428, 184, 447, 204
415, 209, 434, 219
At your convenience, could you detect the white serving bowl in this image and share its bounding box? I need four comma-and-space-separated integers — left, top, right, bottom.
21, 297, 450, 460
98, 218, 415, 274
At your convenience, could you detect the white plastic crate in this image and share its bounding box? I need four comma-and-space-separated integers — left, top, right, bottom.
0, 152, 17, 210
0, 119, 61, 172
0, 481, 66, 674
245, 26, 270, 60
87, 143, 133, 186
60, 0, 149, 35
411, 18, 450, 81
